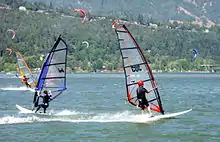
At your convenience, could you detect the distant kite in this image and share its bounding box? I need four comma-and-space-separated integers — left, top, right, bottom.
82, 41, 89, 48
72, 9, 87, 24
111, 19, 120, 28
7, 29, 16, 39
192, 49, 198, 58
6, 48, 12, 56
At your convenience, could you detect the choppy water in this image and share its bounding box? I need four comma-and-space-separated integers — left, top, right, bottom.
0, 73, 220, 142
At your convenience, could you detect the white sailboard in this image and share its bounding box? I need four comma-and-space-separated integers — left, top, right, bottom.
16, 104, 50, 115
139, 109, 192, 123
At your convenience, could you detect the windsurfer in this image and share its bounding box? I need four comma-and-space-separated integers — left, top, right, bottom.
35, 90, 53, 113
22, 75, 31, 88
136, 80, 153, 116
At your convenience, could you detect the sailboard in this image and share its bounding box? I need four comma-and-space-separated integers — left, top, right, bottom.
138, 108, 192, 123
115, 25, 165, 114
32, 35, 68, 108
15, 51, 36, 87
16, 104, 51, 115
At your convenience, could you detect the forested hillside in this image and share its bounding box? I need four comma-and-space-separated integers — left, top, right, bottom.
0, 0, 220, 72
23, 0, 220, 24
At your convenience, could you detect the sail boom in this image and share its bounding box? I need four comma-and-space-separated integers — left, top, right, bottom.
127, 78, 152, 86
44, 87, 66, 90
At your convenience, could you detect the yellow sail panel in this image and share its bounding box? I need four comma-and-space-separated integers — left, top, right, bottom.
15, 51, 36, 87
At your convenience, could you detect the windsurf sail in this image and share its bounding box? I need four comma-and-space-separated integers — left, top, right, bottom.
15, 51, 36, 87
115, 25, 164, 114
33, 36, 68, 106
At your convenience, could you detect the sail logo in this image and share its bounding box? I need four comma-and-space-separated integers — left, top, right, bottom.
131, 65, 142, 72
58, 68, 64, 73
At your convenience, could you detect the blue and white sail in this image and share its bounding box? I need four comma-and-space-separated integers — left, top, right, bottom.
33, 36, 68, 106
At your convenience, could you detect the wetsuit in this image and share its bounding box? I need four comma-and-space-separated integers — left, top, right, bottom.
136, 86, 150, 110
35, 94, 52, 113
22, 77, 31, 88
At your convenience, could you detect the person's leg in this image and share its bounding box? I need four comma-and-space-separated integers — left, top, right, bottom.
27, 83, 31, 88
139, 100, 145, 114
43, 107, 46, 113
42, 104, 48, 113
145, 102, 152, 116
143, 99, 152, 116
141, 108, 145, 115
147, 106, 152, 116
35, 105, 41, 113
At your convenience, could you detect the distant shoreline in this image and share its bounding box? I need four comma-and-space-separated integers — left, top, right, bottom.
1, 70, 218, 74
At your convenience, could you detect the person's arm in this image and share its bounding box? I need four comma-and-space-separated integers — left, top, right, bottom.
48, 90, 53, 100
37, 91, 43, 98
144, 88, 151, 93
48, 90, 53, 96
145, 85, 158, 93
147, 89, 152, 93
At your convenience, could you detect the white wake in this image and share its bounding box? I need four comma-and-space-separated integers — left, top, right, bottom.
1, 108, 192, 124
0, 86, 35, 92
0, 110, 168, 124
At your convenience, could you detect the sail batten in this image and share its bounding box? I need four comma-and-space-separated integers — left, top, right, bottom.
121, 47, 137, 50
52, 48, 67, 52
115, 25, 164, 114
124, 63, 146, 68
42, 77, 65, 79
44, 62, 66, 66
117, 30, 128, 33
34, 35, 68, 104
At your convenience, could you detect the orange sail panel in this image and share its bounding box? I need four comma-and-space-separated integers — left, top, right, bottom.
115, 25, 164, 114
15, 51, 36, 87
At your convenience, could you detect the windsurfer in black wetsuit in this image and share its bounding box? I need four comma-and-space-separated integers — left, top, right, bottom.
35, 90, 53, 113
136, 80, 153, 115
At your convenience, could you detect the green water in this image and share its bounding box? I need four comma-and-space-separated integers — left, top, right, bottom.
0, 73, 220, 142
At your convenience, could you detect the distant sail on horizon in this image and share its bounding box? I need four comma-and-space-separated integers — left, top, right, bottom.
15, 51, 36, 87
